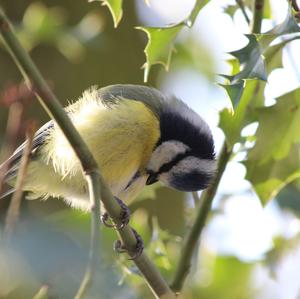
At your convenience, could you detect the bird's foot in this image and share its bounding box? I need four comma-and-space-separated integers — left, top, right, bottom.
114, 228, 144, 260
101, 197, 130, 230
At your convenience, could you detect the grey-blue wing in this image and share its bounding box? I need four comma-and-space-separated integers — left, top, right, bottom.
0, 120, 54, 182
97, 84, 163, 117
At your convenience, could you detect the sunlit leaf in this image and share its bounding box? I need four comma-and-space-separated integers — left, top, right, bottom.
130, 186, 186, 236
245, 88, 300, 204
265, 234, 300, 277
197, 256, 254, 299
245, 144, 300, 204
219, 80, 265, 148
89, 0, 123, 27
219, 81, 244, 108
264, 35, 300, 75
229, 34, 267, 83
222, 8, 300, 105
137, 24, 184, 82
224, 4, 239, 19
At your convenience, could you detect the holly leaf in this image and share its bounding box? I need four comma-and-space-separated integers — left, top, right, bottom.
219, 80, 265, 148
130, 186, 186, 236
89, 0, 123, 27
245, 88, 300, 204
222, 7, 300, 106
224, 4, 239, 19
136, 24, 184, 82
249, 88, 300, 162
264, 35, 300, 75
245, 144, 300, 205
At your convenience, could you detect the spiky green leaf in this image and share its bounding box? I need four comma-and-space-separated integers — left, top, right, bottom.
245, 88, 300, 204
136, 24, 184, 82
89, 0, 123, 27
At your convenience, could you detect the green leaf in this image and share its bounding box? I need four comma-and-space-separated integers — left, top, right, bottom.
220, 7, 300, 119
219, 81, 244, 108
130, 186, 186, 236
225, 8, 300, 84
245, 144, 300, 205
229, 34, 267, 83
245, 88, 300, 204
249, 88, 300, 162
264, 35, 300, 75
219, 80, 265, 149
224, 4, 239, 19
90, 0, 123, 27
137, 24, 184, 82
198, 256, 254, 299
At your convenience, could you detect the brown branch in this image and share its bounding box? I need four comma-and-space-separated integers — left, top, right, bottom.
0, 6, 175, 299
4, 121, 36, 238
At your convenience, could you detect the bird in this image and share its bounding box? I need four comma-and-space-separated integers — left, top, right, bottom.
0, 84, 216, 212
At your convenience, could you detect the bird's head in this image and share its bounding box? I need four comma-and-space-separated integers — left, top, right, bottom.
146, 96, 216, 192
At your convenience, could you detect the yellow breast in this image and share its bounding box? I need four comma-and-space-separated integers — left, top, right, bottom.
37, 96, 160, 202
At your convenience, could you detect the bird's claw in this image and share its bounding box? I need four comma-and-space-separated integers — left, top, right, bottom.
113, 228, 144, 260
101, 197, 130, 230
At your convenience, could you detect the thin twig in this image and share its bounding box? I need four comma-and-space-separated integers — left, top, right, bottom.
4, 122, 36, 238
171, 143, 231, 292
236, 0, 250, 24
171, 2, 265, 291
0, 101, 23, 196
191, 192, 200, 208
0, 7, 175, 299
251, 0, 264, 33
291, 0, 300, 12
74, 173, 101, 299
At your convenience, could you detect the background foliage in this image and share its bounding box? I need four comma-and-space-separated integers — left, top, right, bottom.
1, 0, 300, 298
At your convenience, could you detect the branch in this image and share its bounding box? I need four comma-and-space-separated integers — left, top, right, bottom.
236, 0, 250, 24
0, 91, 24, 196
171, 143, 231, 292
4, 122, 36, 238
171, 2, 264, 291
251, 0, 264, 33
291, 0, 300, 13
0, 7, 175, 299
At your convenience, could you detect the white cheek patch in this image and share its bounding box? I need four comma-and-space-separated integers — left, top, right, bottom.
147, 140, 190, 172
159, 156, 217, 186
175, 157, 217, 175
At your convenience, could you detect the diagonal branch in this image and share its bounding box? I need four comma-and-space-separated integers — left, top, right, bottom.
4, 122, 36, 238
171, 143, 231, 292
171, 0, 265, 291
0, 7, 175, 299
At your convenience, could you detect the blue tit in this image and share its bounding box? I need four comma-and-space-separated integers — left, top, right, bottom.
0, 85, 216, 211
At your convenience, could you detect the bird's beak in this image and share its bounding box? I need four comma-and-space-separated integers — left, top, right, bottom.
146, 174, 158, 185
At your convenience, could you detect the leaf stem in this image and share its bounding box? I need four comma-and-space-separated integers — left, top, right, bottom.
251, 0, 265, 33
236, 0, 250, 24
171, 1, 264, 291
0, 7, 175, 299
186, 0, 209, 27
170, 143, 231, 292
